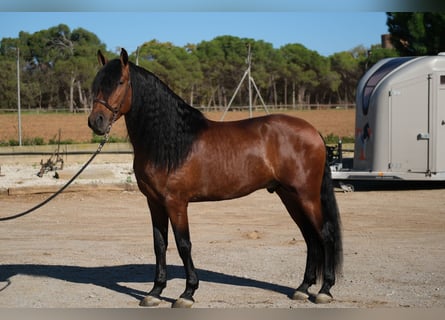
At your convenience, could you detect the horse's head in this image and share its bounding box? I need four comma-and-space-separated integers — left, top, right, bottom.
88, 48, 132, 135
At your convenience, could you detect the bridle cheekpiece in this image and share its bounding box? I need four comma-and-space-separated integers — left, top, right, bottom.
93, 80, 131, 116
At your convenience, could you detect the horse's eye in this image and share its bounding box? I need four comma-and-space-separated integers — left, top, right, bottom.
119, 79, 124, 85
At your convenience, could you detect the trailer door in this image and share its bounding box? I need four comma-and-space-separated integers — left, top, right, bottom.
434, 74, 445, 172
389, 75, 430, 173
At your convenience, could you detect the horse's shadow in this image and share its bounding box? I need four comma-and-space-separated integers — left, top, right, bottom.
0, 263, 295, 304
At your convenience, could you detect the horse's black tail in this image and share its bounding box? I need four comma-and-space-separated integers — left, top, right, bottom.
320, 158, 343, 278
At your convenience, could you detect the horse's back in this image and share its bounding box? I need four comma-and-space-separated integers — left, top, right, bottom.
211, 113, 323, 144
204, 113, 326, 167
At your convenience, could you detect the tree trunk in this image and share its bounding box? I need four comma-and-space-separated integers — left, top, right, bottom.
284, 78, 288, 106
189, 86, 194, 106
77, 80, 87, 111
272, 77, 278, 107
207, 87, 216, 107
298, 86, 306, 106
69, 74, 75, 112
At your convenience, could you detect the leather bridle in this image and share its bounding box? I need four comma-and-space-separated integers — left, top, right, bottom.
93, 80, 131, 116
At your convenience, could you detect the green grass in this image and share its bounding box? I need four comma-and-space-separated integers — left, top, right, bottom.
90, 134, 129, 144
0, 137, 45, 146
324, 133, 354, 145
1, 132, 350, 147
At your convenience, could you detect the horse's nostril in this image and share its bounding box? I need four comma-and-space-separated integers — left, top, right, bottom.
88, 113, 106, 135
96, 114, 104, 127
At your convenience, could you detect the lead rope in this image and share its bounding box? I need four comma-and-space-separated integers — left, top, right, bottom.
0, 115, 116, 222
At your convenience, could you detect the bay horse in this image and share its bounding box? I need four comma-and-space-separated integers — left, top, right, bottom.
88, 48, 342, 308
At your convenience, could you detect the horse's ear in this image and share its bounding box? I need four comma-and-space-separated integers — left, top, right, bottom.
120, 48, 129, 66
97, 50, 107, 66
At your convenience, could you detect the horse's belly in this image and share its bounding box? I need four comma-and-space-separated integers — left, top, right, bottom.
189, 173, 272, 202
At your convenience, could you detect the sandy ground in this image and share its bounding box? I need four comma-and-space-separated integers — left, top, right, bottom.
0, 153, 444, 308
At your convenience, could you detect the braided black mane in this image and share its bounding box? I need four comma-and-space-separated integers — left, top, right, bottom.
127, 62, 208, 170
95, 59, 208, 171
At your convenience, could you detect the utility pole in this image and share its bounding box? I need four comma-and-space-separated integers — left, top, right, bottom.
247, 43, 253, 119
16, 47, 22, 146
220, 43, 269, 120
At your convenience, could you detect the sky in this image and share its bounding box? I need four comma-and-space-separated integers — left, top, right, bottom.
2, 0, 441, 58
0, 11, 389, 57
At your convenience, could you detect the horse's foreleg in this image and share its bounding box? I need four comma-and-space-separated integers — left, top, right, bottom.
140, 203, 169, 307
167, 199, 199, 308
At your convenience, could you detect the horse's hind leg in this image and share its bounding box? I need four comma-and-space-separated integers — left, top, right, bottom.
294, 223, 324, 301
276, 188, 326, 302
315, 162, 343, 304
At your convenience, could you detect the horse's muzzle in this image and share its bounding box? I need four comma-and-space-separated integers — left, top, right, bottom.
88, 112, 108, 136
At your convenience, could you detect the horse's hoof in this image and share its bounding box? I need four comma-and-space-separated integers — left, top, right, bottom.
315, 293, 333, 304
172, 297, 194, 308
140, 295, 162, 307
292, 290, 310, 301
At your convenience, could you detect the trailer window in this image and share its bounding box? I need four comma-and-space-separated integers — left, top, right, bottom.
441, 75, 445, 85
362, 57, 415, 115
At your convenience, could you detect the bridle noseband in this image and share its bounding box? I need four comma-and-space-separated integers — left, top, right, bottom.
93, 81, 131, 116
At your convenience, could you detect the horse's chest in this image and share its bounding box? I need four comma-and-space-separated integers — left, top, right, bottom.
133, 162, 169, 197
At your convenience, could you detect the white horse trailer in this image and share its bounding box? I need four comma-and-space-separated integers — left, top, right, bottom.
331, 53, 445, 189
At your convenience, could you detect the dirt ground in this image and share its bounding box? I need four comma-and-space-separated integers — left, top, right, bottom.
0, 109, 355, 144
0, 109, 444, 308
0, 168, 444, 308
